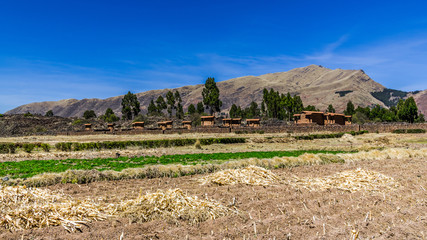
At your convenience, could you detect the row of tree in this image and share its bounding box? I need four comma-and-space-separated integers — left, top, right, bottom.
46, 76, 424, 124
147, 90, 184, 119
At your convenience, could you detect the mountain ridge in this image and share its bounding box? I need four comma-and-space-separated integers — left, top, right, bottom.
6, 65, 426, 117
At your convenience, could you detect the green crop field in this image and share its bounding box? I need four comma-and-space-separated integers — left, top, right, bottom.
0, 150, 347, 179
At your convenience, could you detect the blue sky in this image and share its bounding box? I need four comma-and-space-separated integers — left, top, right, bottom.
1, 1, 427, 112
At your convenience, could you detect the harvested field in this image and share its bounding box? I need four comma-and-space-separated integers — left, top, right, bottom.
1, 151, 426, 239
117, 188, 235, 224
289, 168, 400, 192
0, 185, 109, 232
198, 165, 280, 186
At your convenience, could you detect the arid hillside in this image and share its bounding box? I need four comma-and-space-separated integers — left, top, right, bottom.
6, 65, 425, 117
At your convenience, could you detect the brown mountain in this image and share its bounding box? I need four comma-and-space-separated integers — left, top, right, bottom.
6, 65, 426, 117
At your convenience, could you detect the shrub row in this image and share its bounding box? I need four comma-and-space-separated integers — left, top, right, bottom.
199, 137, 246, 145
54, 137, 246, 152
295, 130, 368, 140
392, 129, 426, 134
0, 143, 51, 154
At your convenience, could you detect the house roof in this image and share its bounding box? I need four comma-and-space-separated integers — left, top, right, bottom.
246, 119, 260, 121
201, 115, 215, 119
302, 111, 325, 114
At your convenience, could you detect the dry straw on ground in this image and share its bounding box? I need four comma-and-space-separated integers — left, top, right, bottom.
116, 188, 234, 224
290, 168, 400, 192
198, 165, 280, 186
0, 185, 109, 232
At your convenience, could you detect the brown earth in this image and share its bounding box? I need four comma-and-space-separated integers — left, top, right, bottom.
1, 153, 426, 239
6, 65, 396, 117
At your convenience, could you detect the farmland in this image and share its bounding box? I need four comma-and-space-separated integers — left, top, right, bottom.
0, 131, 426, 239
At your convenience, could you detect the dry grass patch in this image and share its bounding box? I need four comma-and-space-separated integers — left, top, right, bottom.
337, 148, 427, 162
0, 185, 109, 232
198, 165, 280, 186
116, 188, 235, 224
290, 168, 400, 192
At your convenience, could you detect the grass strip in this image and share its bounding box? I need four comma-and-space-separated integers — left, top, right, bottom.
0, 150, 346, 180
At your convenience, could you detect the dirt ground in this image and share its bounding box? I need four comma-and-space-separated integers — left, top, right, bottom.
1, 153, 426, 239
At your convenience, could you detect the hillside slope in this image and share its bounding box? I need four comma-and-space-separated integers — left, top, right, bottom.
8, 65, 422, 117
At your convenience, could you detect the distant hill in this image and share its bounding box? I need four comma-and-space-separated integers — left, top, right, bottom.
6, 65, 427, 117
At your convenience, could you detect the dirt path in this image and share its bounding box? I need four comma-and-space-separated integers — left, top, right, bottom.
1, 154, 426, 240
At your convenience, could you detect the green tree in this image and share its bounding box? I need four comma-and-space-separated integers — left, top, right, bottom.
174, 90, 183, 118
147, 99, 158, 116
415, 113, 425, 123
83, 110, 96, 119
174, 90, 182, 104
261, 101, 266, 116
398, 97, 418, 123
292, 96, 304, 118
176, 103, 184, 119
156, 96, 167, 115
196, 102, 204, 114
229, 104, 238, 118
327, 104, 335, 113
247, 101, 260, 118
121, 91, 141, 120
45, 110, 54, 117
101, 108, 119, 122
166, 91, 175, 117
202, 77, 222, 114
187, 104, 196, 115
304, 105, 318, 111
344, 101, 355, 115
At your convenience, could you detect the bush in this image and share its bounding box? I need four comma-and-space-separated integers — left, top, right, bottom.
0, 143, 16, 154
393, 129, 426, 134
407, 129, 426, 133
22, 143, 36, 153
55, 142, 73, 152
72, 119, 83, 126
40, 143, 51, 152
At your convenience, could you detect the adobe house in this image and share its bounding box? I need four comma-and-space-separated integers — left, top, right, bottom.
182, 120, 192, 129
158, 121, 173, 130
84, 124, 92, 131
201, 116, 215, 127
231, 118, 242, 128
222, 118, 242, 128
325, 113, 352, 125
132, 122, 145, 129
295, 111, 352, 126
222, 118, 232, 127
246, 119, 261, 127
324, 113, 337, 125
294, 111, 326, 125
107, 123, 114, 132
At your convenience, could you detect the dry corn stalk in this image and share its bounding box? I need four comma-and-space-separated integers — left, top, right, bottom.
0, 185, 109, 232
198, 165, 280, 186
290, 168, 400, 192
117, 188, 234, 224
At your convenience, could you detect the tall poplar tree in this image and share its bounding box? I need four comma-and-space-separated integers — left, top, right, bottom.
202, 77, 222, 115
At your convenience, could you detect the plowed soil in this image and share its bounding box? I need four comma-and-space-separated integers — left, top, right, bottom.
1, 154, 426, 240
